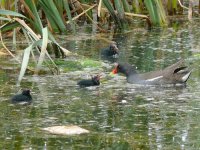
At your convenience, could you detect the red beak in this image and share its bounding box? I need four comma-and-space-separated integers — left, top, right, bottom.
112, 68, 118, 74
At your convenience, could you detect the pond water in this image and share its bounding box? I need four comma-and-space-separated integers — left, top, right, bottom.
1, 21, 200, 149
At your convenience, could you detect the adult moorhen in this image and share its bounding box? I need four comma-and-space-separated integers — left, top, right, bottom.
111, 59, 192, 85
77, 75, 100, 87
101, 42, 119, 60
11, 89, 32, 103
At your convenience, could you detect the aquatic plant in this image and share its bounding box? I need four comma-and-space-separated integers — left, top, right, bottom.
144, 0, 168, 26
0, 0, 198, 85
0, 9, 70, 85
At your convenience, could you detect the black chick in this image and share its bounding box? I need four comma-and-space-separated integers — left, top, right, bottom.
101, 42, 119, 61
77, 75, 100, 87
11, 89, 32, 103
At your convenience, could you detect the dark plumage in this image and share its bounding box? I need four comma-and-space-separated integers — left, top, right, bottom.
101, 42, 119, 61
11, 89, 32, 103
112, 59, 191, 85
77, 75, 100, 87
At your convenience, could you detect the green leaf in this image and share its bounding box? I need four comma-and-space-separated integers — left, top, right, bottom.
144, 0, 167, 26
103, 0, 122, 28
24, 0, 43, 34
63, 0, 75, 33
16, 37, 46, 85
0, 16, 11, 21
121, 0, 130, 12
39, 0, 66, 33
0, 9, 26, 18
172, 0, 178, 9
114, 0, 125, 19
0, 21, 20, 32
102, 0, 115, 18
144, 0, 156, 23
17, 45, 32, 85
14, 18, 39, 40
36, 27, 48, 73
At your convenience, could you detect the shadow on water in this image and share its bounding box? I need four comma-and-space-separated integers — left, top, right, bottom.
1, 22, 200, 149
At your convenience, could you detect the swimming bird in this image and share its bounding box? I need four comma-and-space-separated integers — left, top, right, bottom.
77, 75, 100, 87
111, 59, 191, 85
101, 42, 119, 61
11, 89, 32, 103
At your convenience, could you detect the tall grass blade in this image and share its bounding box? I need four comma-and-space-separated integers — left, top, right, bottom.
98, 0, 102, 17
132, 0, 140, 13
121, 0, 130, 12
14, 18, 40, 40
0, 16, 11, 21
144, 0, 156, 23
0, 21, 20, 33
23, 0, 43, 33
102, 0, 122, 28
39, 0, 66, 33
144, 0, 167, 26
17, 44, 32, 85
35, 27, 48, 74
63, 0, 76, 33
54, 0, 64, 17
102, 0, 116, 19
0, 9, 26, 18
156, 0, 168, 25
172, 0, 178, 12
114, 0, 125, 20
12, 28, 16, 51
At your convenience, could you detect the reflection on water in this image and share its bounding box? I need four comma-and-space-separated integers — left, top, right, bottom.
1, 22, 200, 149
